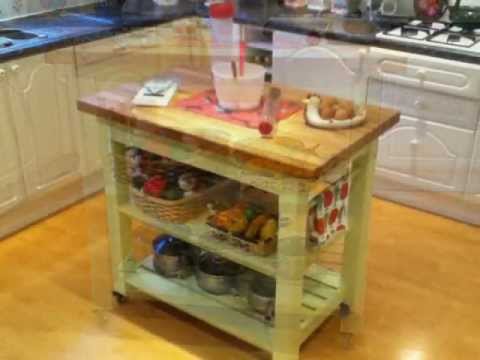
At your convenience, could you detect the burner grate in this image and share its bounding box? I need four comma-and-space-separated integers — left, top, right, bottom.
428, 29, 479, 48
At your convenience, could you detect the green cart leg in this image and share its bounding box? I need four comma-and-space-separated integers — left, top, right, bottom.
341, 141, 378, 335
100, 123, 133, 298
273, 182, 310, 360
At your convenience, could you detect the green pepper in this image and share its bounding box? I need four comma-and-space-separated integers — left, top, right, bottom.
245, 207, 259, 222
162, 187, 184, 201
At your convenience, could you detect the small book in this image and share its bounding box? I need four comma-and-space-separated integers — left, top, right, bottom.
132, 78, 178, 107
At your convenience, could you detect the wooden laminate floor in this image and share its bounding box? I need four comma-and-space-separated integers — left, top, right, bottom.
1, 194, 479, 360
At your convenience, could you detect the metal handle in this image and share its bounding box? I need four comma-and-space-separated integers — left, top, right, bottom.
10, 64, 20, 72
113, 44, 127, 52
414, 99, 426, 110
416, 69, 427, 81
0, 68, 6, 79
410, 138, 420, 146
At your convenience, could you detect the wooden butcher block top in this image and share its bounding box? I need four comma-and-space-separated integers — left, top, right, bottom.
78, 68, 399, 179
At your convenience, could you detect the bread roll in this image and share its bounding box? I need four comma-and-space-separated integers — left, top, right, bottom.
321, 96, 337, 108
334, 108, 350, 120
320, 106, 335, 119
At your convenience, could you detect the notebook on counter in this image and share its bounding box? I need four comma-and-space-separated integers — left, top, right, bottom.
133, 78, 179, 107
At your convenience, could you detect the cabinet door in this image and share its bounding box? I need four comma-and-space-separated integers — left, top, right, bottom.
0, 69, 26, 215
466, 131, 480, 197
273, 31, 368, 101
76, 53, 160, 176
8, 52, 82, 195
377, 116, 474, 192
190, 19, 212, 71
368, 79, 479, 130
155, 19, 194, 72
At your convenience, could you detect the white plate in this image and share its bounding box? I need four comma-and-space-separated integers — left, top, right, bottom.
304, 96, 366, 129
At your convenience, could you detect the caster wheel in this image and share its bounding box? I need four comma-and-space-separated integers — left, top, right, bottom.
113, 291, 127, 304
340, 332, 354, 349
339, 302, 351, 318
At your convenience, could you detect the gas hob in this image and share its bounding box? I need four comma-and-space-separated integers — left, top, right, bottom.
377, 20, 480, 53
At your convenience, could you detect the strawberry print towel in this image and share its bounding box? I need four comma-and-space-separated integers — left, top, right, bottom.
308, 173, 350, 246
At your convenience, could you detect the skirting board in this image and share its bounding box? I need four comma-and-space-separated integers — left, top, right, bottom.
0, 171, 104, 239
374, 174, 480, 226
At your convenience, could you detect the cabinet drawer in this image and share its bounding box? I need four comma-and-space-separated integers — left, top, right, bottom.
377, 115, 474, 192
376, 59, 468, 88
379, 60, 468, 88
369, 47, 480, 99
75, 36, 122, 66
75, 29, 152, 66
369, 80, 480, 130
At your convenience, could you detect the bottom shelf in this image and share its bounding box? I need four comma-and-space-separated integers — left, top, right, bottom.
126, 257, 273, 351
123, 256, 343, 352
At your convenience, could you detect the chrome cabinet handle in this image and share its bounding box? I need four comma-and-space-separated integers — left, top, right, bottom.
416, 69, 427, 83
414, 99, 426, 110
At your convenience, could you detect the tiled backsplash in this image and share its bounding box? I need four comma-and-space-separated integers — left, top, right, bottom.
0, 0, 100, 20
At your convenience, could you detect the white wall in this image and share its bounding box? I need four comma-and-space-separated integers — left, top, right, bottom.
0, 0, 100, 21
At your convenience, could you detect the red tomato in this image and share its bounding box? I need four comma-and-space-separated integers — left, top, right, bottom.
259, 122, 273, 135
314, 218, 325, 235
323, 190, 334, 207
143, 176, 167, 197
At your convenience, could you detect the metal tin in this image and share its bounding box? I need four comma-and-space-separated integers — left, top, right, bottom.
152, 236, 193, 278
195, 253, 242, 295
248, 275, 276, 321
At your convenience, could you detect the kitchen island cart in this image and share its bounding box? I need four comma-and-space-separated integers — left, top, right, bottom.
78, 69, 399, 360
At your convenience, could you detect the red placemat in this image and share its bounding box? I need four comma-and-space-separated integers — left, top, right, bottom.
175, 89, 302, 129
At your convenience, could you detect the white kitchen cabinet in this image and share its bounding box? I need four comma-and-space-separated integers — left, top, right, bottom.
0, 48, 93, 238
76, 19, 198, 177
274, 40, 480, 224
7, 51, 83, 196
190, 18, 212, 70
0, 68, 26, 216
369, 47, 480, 98
369, 79, 479, 130
369, 47, 480, 224
273, 31, 369, 102
377, 115, 474, 192
466, 131, 480, 197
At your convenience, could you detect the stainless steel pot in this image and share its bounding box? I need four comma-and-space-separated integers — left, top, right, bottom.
195, 253, 242, 295
248, 275, 276, 321
153, 236, 193, 278
196, 268, 238, 295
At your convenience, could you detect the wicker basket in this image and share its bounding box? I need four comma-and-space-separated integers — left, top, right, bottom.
130, 180, 236, 223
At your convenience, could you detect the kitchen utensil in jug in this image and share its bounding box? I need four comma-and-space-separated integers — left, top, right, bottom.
449, 0, 480, 24
414, 0, 447, 21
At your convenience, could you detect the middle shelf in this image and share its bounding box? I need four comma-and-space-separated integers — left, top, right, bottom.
120, 203, 346, 278
120, 203, 279, 277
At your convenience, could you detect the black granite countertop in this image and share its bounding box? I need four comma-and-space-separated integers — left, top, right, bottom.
0, 0, 196, 62
0, 0, 479, 65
